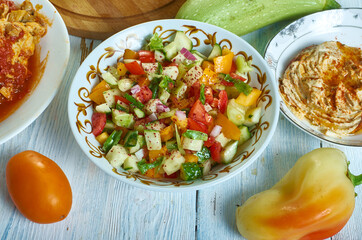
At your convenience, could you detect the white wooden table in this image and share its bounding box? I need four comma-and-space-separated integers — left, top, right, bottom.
1, 0, 361, 239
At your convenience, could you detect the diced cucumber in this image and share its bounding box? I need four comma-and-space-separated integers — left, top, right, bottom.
124, 130, 138, 147
116, 100, 130, 112
102, 71, 118, 88
103, 121, 115, 134
107, 66, 120, 79
159, 108, 176, 119
155, 50, 165, 62
95, 103, 111, 114
172, 81, 187, 99
166, 140, 178, 150
118, 78, 133, 92
183, 129, 208, 141
208, 43, 222, 60
163, 66, 179, 81
134, 108, 145, 118
227, 99, 248, 126
176, 0, 341, 36
244, 107, 262, 127
128, 135, 145, 153
176, 63, 189, 81
235, 55, 253, 75
159, 88, 171, 103
201, 159, 212, 176
144, 98, 162, 114
123, 155, 140, 172
238, 125, 251, 146
103, 88, 121, 108
175, 125, 185, 155
145, 120, 166, 131
215, 132, 231, 148
220, 140, 238, 164
106, 144, 129, 168
171, 52, 188, 65
142, 63, 158, 74
162, 150, 185, 175
164, 31, 193, 60
144, 129, 162, 150
182, 137, 203, 152
180, 162, 202, 181
112, 109, 135, 128
183, 65, 203, 86
191, 50, 206, 65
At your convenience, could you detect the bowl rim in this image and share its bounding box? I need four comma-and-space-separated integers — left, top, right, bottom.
0, 0, 70, 145
68, 19, 279, 191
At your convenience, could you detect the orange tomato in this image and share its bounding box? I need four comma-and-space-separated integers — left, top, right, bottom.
6, 151, 72, 224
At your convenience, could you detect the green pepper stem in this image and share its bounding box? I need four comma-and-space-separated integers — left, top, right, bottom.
347, 162, 362, 187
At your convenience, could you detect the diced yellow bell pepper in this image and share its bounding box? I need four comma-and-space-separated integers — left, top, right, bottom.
149, 146, 167, 162
222, 47, 232, 56
214, 52, 234, 74
95, 132, 109, 145
145, 168, 163, 178
117, 62, 128, 76
236, 88, 262, 107
185, 154, 198, 163
171, 115, 188, 132
200, 68, 218, 86
201, 61, 214, 71
160, 125, 174, 142
123, 49, 138, 59
215, 113, 241, 140
89, 80, 110, 104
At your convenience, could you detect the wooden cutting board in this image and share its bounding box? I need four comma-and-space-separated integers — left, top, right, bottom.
50, 0, 186, 40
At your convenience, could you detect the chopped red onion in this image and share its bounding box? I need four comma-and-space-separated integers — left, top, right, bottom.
135, 149, 145, 160
130, 84, 141, 95
148, 113, 158, 121
210, 125, 222, 138
180, 47, 197, 61
156, 103, 170, 113
175, 110, 186, 120
204, 103, 212, 112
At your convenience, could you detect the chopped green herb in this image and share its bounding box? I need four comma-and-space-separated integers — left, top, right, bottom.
124, 167, 133, 171
137, 157, 163, 174
221, 73, 252, 96
149, 77, 161, 99
124, 93, 144, 109
200, 83, 205, 105
196, 146, 211, 163
148, 32, 164, 51
157, 62, 163, 74
159, 75, 174, 93
183, 129, 208, 141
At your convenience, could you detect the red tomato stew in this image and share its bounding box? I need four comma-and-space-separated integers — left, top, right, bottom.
90, 31, 263, 181
0, 0, 47, 122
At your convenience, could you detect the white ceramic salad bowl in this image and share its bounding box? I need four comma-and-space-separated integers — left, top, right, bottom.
68, 19, 279, 191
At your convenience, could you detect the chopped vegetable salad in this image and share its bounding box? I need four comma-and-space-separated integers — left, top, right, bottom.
89, 31, 262, 181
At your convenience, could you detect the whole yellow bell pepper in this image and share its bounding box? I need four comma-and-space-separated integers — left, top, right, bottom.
236, 148, 362, 240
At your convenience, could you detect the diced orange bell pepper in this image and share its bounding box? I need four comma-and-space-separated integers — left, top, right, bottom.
201, 61, 215, 71
123, 49, 139, 59
185, 153, 198, 163
214, 52, 234, 74
145, 168, 163, 178
200, 68, 219, 86
215, 113, 241, 140
91, 80, 110, 93
160, 125, 174, 142
149, 146, 167, 162
236, 88, 262, 107
138, 76, 151, 87
117, 62, 128, 76
171, 115, 188, 132
89, 80, 110, 104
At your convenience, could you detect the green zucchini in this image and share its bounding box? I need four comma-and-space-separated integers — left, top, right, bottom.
176, 0, 340, 36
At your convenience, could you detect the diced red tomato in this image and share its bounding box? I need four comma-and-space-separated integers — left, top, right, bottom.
230, 72, 246, 82
230, 60, 237, 73
211, 98, 219, 108
204, 136, 216, 147
210, 141, 222, 163
220, 80, 234, 86
115, 95, 130, 105
218, 90, 228, 114
189, 99, 212, 126
134, 86, 152, 104
167, 62, 178, 67
188, 118, 208, 134
91, 112, 106, 136
138, 50, 155, 63
164, 171, 179, 178
204, 86, 214, 104
188, 82, 200, 99
124, 61, 145, 75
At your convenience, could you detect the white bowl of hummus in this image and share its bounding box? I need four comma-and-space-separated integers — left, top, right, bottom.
265, 8, 362, 147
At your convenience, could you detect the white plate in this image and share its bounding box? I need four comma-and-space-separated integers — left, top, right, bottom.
68, 19, 279, 191
0, 0, 70, 144
265, 8, 362, 147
